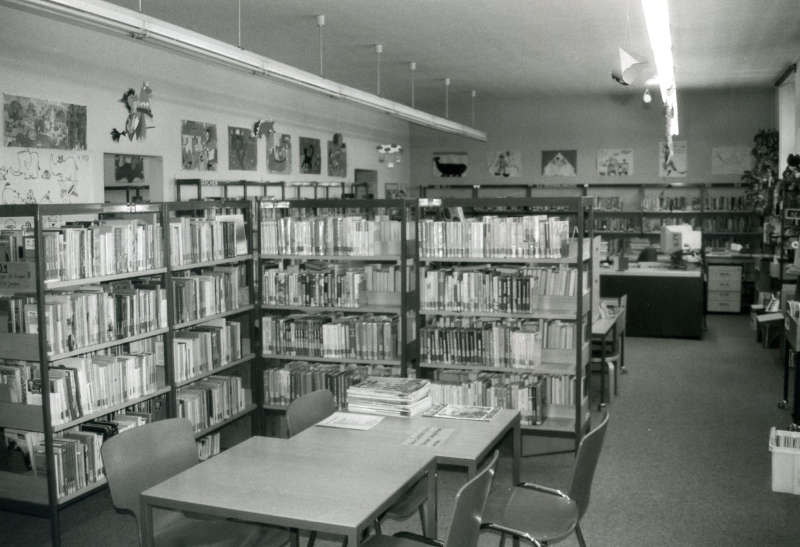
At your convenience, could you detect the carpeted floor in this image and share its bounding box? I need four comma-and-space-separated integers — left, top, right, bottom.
2, 314, 799, 546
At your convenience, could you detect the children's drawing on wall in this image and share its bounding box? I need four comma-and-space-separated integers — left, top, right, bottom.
299, 137, 321, 174
110, 82, 153, 142
542, 150, 577, 177
658, 140, 687, 177
228, 126, 257, 171
114, 155, 145, 184
328, 133, 347, 178
597, 148, 633, 176
488, 150, 521, 177
3, 94, 87, 150
711, 145, 751, 175
0, 148, 90, 204
268, 132, 292, 174
433, 153, 469, 177
181, 120, 217, 171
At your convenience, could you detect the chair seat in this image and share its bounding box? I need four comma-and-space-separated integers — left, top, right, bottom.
484, 486, 579, 544
156, 514, 291, 547
384, 476, 428, 519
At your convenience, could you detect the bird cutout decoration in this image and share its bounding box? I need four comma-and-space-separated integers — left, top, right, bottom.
611, 47, 650, 86
110, 82, 154, 142
252, 120, 275, 139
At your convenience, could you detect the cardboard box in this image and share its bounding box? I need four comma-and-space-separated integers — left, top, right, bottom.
770, 427, 800, 495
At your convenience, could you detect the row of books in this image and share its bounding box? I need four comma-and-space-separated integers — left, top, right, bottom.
641, 196, 701, 212
430, 372, 548, 425
420, 265, 583, 312
260, 215, 402, 256
169, 214, 248, 266
50, 350, 162, 425
0, 360, 40, 404
172, 268, 247, 324
420, 318, 577, 368
0, 229, 33, 262
642, 217, 699, 233
42, 218, 164, 281
261, 314, 399, 361
419, 216, 571, 259
262, 263, 404, 308
704, 195, 750, 211
262, 361, 395, 409
197, 432, 221, 461
346, 376, 432, 417
700, 216, 757, 232
594, 217, 639, 232
174, 320, 246, 383
592, 196, 623, 211
177, 375, 248, 433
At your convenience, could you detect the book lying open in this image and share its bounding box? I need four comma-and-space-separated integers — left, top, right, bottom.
424, 404, 500, 421
315, 411, 384, 430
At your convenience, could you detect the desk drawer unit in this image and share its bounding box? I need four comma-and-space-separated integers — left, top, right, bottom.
707, 265, 742, 313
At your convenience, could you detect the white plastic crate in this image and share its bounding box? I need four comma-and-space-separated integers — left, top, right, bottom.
769, 427, 800, 494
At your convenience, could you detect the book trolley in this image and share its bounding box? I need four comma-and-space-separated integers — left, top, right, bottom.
257, 198, 418, 429
415, 197, 594, 450
0, 200, 259, 546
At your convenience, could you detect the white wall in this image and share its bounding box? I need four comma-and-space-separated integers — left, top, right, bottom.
778, 74, 795, 173
0, 5, 411, 203
411, 88, 775, 190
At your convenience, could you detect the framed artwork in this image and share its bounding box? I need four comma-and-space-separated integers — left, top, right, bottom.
299, 137, 321, 174
659, 140, 687, 177
711, 145, 751, 175
0, 148, 89, 204
3, 94, 87, 150
328, 133, 347, 177
488, 150, 521, 177
542, 150, 577, 177
597, 148, 633, 176
268, 132, 292, 174
114, 155, 145, 184
181, 120, 217, 171
228, 126, 257, 171
433, 152, 469, 177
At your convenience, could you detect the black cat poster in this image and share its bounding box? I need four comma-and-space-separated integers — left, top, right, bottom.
433, 152, 468, 178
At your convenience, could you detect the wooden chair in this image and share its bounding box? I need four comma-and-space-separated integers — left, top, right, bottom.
361, 450, 500, 547
481, 413, 610, 547
101, 417, 290, 547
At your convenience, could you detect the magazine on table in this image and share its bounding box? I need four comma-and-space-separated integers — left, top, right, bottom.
424, 403, 500, 421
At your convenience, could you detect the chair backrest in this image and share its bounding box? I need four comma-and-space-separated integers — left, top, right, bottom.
444, 450, 499, 547
285, 389, 336, 437
568, 412, 609, 520
101, 418, 197, 527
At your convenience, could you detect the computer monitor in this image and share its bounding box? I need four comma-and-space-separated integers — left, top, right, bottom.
660, 224, 701, 254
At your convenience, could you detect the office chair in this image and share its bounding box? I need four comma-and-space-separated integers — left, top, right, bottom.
286, 389, 429, 544
361, 450, 500, 547
101, 417, 290, 547
481, 413, 609, 547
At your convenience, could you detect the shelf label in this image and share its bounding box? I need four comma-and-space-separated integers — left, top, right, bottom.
0, 262, 35, 292
786, 209, 800, 220
418, 198, 442, 207
276, 201, 289, 209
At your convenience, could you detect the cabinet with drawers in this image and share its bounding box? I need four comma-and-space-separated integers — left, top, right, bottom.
707, 264, 742, 312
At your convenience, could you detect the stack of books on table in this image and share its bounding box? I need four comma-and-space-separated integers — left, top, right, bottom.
346, 376, 432, 417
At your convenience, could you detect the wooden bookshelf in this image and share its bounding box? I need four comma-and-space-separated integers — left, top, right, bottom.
173, 304, 255, 330
48, 327, 169, 361
263, 354, 402, 367
174, 354, 256, 388
171, 254, 254, 272
44, 267, 168, 290
260, 253, 401, 262
261, 304, 401, 314
193, 403, 258, 439
52, 386, 171, 433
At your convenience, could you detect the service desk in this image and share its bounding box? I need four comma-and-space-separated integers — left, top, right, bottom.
600, 267, 703, 339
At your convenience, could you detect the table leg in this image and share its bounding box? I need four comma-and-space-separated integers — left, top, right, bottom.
139, 499, 154, 547
613, 324, 619, 396
620, 330, 626, 374
424, 464, 438, 539
346, 529, 358, 547
512, 415, 521, 485
466, 462, 477, 479
599, 332, 608, 408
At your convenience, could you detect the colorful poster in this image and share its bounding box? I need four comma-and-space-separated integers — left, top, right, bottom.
0, 148, 90, 204
542, 150, 577, 177
3, 94, 86, 150
597, 148, 633, 176
659, 140, 687, 178
268, 132, 292, 174
328, 133, 347, 178
181, 120, 217, 171
228, 126, 257, 171
433, 153, 469, 177
114, 155, 145, 184
299, 137, 321, 174
488, 150, 521, 177
711, 145, 751, 175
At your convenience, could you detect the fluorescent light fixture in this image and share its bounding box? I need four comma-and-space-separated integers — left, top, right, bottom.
641, 0, 679, 135
5, 0, 487, 142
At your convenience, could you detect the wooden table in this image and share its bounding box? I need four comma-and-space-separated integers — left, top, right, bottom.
140, 410, 521, 546
592, 301, 626, 407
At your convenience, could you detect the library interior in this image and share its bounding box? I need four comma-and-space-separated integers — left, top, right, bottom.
1, 1, 800, 545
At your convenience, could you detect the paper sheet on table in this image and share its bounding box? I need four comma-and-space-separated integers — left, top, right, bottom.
403, 426, 455, 448
315, 411, 384, 430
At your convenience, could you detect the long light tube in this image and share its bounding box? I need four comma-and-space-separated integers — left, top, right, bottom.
641, 0, 678, 135
4, 0, 487, 141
